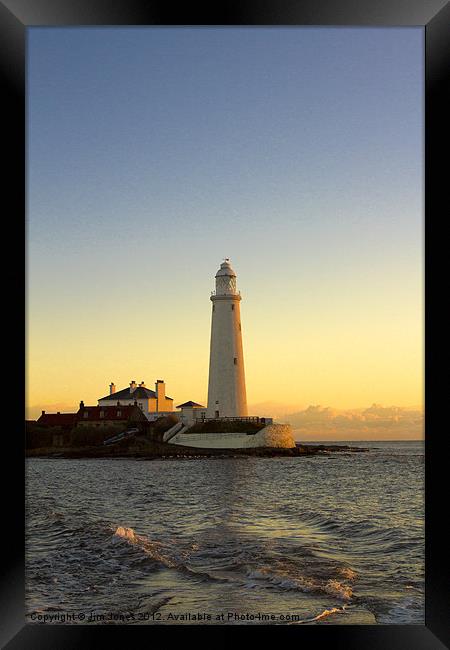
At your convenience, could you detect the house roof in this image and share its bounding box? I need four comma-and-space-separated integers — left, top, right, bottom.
77, 404, 145, 421
176, 401, 205, 409
37, 413, 78, 427
98, 386, 173, 401
98, 386, 156, 401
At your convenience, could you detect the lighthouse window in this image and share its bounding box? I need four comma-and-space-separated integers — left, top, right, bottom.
231, 304, 234, 310
213, 305, 215, 311
234, 357, 237, 365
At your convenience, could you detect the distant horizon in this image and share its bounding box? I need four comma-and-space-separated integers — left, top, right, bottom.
26, 400, 423, 418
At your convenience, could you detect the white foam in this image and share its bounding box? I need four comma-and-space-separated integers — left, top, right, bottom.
113, 526, 178, 568
284, 605, 348, 625
115, 526, 137, 542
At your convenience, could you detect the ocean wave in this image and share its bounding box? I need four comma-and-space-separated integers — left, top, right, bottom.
337, 566, 357, 580
287, 605, 348, 624
244, 565, 355, 601
113, 526, 229, 584
113, 527, 357, 602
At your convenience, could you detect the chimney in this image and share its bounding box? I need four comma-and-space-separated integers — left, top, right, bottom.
79, 401, 84, 410
130, 381, 137, 393
156, 380, 165, 409
57, 412, 60, 415
110, 382, 116, 395
139, 381, 145, 387
41, 410, 45, 416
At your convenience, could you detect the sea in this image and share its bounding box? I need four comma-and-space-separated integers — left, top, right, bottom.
25, 440, 424, 625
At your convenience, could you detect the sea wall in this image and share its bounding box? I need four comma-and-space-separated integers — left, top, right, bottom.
169, 423, 295, 449
256, 424, 295, 448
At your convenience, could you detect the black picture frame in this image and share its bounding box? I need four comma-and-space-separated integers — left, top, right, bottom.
2, 0, 448, 647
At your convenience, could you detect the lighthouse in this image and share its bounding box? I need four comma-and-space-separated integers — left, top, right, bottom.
166, 258, 295, 448
206, 259, 248, 419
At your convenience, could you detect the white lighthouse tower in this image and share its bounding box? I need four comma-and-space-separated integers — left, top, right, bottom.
206, 259, 248, 419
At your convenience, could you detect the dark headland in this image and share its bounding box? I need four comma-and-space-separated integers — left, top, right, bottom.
25, 416, 368, 459
26, 437, 368, 460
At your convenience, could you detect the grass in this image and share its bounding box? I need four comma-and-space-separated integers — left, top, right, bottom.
186, 420, 266, 434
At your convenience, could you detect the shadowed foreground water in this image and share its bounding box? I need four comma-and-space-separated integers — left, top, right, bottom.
25, 440, 423, 625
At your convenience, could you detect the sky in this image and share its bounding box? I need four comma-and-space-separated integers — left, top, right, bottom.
27, 27, 424, 435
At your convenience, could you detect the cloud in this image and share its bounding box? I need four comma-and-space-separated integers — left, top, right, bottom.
275, 403, 424, 440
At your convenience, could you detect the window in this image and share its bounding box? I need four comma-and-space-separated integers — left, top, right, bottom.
239, 323, 241, 331
234, 357, 237, 365
231, 304, 234, 310
83, 412, 88, 419
100, 411, 104, 418
117, 410, 122, 417
213, 305, 215, 311
215, 410, 219, 418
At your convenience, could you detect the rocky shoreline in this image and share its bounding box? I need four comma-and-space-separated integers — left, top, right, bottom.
26, 441, 368, 460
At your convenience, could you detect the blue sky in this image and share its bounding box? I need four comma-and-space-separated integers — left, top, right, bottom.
27, 27, 423, 416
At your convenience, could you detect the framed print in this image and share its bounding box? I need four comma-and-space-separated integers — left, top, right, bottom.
1, 0, 449, 647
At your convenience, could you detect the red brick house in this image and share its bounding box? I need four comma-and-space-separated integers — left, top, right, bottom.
28, 402, 148, 448
75, 401, 147, 430
36, 412, 78, 430
34, 411, 78, 447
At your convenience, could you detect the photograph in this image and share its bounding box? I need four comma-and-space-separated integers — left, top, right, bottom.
24, 25, 425, 627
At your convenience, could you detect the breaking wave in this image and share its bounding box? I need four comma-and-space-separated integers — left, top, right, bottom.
114, 526, 179, 568
114, 526, 357, 603
244, 566, 355, 601
113, 526, 229, 584
288, 605, 348, 624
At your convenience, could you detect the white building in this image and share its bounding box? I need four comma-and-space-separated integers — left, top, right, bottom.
176, 401, 207, 426
206, 258, 248, 418
98, 379, 174, 421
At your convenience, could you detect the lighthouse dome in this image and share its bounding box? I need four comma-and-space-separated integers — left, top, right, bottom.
215, 258, 236, 278
213, 259, 239, 296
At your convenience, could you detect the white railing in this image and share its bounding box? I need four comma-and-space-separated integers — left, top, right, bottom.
194, 416, 272, 424
163, 421, 185, 442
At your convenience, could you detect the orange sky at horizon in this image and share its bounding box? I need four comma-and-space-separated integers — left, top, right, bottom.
26, 270, 423, 428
